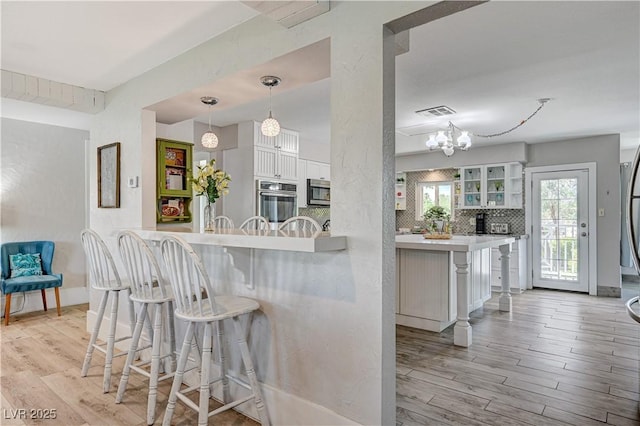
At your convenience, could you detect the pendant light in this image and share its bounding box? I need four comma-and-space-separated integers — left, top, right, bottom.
260, 75, 281, 137
200, 96, 219, 148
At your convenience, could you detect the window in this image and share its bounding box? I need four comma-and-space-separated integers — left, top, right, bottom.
415, 181, 453, 221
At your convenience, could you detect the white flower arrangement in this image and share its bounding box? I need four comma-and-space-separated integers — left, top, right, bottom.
191, 159, 231, 204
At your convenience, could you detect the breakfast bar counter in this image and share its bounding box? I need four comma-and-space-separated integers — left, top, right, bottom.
130, 228, 347, 252
396, 234, 516, 347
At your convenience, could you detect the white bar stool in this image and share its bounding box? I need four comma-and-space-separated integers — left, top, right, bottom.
80, 228, 136, 393
278, 216, 322, 236
160, 235, 270, 426
213, 215, 235, 230
115, 231, 177, 425
239, 216, 270, 231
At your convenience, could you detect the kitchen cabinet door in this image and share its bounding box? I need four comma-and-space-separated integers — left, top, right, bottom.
254, 147, 278, 179
278, 129, 299, 153
460, 166, 484, 208
307, 160, 330, 181
278, 151, 298, 181
459, 163, 522, 209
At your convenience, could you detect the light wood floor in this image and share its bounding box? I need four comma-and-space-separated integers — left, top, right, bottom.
0, 304, 258, 426
1, 289, 639, 425
397, 288, 640, 426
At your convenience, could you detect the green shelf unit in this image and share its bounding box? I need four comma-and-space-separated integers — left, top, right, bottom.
156, 138, 193, 223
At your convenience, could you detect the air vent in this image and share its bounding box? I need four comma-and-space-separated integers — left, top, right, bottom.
415, 105, 456, 117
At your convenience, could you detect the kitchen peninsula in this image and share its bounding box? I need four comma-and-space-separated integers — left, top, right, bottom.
396, 234, 516, 347
131, 228, 346, 252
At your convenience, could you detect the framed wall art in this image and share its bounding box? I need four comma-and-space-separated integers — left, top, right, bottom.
97, 142, 121, 208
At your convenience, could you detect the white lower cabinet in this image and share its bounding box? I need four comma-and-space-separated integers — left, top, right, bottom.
490, 238, 527, 293
396, 248, 491, 332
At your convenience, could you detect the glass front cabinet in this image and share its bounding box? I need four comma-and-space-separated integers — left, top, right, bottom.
459, 162, 523, 209
156, 138, 193, 223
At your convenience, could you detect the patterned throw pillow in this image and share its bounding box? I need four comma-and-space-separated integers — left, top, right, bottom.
9, 253, 43, 278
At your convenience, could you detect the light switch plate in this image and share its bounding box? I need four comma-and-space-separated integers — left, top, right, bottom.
127, 176, 139, 188
598, 208, 605, 217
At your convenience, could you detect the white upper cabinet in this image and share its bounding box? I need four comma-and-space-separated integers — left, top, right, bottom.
459, 162, 523, 209
306, 160, 330, 181
252, 122, 299, 182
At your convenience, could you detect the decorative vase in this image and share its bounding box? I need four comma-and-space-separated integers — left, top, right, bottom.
203, 201, 216, 232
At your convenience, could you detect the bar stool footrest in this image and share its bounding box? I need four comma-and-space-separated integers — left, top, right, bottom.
209, 395, 254, 418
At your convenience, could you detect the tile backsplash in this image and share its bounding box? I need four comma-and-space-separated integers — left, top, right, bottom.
395, 168, 526, 235
298, 207, 330, 227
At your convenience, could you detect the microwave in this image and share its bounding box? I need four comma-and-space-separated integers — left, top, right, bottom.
307, 179, 330, 206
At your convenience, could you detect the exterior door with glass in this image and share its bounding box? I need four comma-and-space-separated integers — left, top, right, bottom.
531, 169, 590, 292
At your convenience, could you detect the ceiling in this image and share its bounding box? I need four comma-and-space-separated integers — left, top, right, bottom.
1, 1, 639, 154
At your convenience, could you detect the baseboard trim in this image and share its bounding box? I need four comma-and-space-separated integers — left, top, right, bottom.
597, 286, 621, 298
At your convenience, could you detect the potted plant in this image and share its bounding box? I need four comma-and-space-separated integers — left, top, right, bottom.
423, 206, 452, 239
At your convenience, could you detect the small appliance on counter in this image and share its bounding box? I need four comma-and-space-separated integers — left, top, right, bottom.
475, 212, 487, 234
490, 223, 510, 234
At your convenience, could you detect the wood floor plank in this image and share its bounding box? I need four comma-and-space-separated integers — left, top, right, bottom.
542, 405, 613, 426
0, 393, 26, 425
427, 393, 531, 426
556, 382, 639, 421
484, 400, 569, 426
40, 369, 145, 426
610, 386, 640, 402
0, 370, 86, 425
408, 367, 547, 415
607, 412, 640, 426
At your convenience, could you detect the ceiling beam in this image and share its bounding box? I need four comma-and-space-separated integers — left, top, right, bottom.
1, 69, 105, 114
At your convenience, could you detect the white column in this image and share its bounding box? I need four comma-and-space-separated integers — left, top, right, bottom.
499, 243, 512, 312
453, 251, 472, 347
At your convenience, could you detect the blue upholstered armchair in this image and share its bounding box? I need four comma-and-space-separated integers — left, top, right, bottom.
1, 241, 63, 325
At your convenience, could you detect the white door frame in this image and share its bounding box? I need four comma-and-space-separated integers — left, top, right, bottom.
525, 163, 597, 295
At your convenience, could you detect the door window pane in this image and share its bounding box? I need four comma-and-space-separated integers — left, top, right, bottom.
539, 178, 578, 281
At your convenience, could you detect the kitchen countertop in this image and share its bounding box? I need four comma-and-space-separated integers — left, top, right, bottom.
123, 228, 347, 253
396, 233, 516, 251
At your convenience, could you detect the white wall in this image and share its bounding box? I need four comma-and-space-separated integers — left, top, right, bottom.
527, 134, 621, 289
87, 2, 430, 424
1, 118, 89, 313
299, 140, 330, 163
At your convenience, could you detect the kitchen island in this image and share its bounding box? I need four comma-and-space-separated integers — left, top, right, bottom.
396, 234, 516, 347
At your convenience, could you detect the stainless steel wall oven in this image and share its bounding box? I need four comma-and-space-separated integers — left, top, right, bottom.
256, 180, 297, 225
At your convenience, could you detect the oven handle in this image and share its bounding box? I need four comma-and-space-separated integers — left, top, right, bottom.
259, 191, 297, 198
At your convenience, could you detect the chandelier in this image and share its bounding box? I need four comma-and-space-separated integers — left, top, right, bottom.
425, 98, 551, 157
